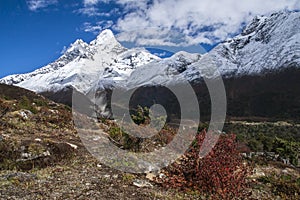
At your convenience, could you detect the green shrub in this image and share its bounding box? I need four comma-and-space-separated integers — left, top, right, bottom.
33, 98, 48, 107
273, 137, 300, 166
131, 105, 150, 125
18, 96, 37, 114
108, 126, 140, 151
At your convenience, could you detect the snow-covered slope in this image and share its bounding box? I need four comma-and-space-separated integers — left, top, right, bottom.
1, 11, 299, 94
198, 11, 300, 77
123, 51, 202, 88
115, 11, 300, 88
0, 30, 159, 93
122, 11, 299, 86
1, 39, 92, 86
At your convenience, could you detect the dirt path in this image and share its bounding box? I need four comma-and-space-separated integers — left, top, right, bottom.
0, 148, 199, 200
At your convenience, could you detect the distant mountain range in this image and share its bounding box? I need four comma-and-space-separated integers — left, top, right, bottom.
1, 11, 300, 121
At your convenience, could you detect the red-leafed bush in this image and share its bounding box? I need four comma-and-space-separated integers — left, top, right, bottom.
157, 130, 252, 199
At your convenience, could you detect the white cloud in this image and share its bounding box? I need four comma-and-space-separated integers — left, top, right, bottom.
77, 0, 101, 16
83, 0, 101, 6
77, 0, 119, 16
27, 0, 58, 11
76, 7, 119, 17
83, 21, 114, 34
82, 0, 300, 46
153, 51, 167, 58
76, 7, 101, 16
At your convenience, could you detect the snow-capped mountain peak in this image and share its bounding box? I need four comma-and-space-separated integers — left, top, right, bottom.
241, 15, 268, 37
66, 39, 88, 54
0, 29, 159, 93
90, 29, 120, 47
123, 11, 300, 85
0, 11, 299, 99
204, 11, 300, 76
95, 29, 115, 42
63, 39, 93, 60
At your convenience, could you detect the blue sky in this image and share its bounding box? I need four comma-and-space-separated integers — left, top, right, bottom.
0, 0, 101, 78
0, 0, 299, 78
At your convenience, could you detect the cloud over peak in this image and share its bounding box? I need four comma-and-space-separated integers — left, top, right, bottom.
27, 0, 58, 11
81, 0, 300, 47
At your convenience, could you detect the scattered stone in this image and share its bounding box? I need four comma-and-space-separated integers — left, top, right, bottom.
159, 173, 166, 179
282, 169, 289, 174
93, 136, 101, 141
103, 175, 111, 179
133, 179, 153, 188
3, 172, 37, 182
19, 150, 51, 161
49, 109, 58, 114
19, 110, 32, 120
146, 172, 156, 181
66, 142, 78, 149
112, 174, 118, 179
249, 168, 266, 180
